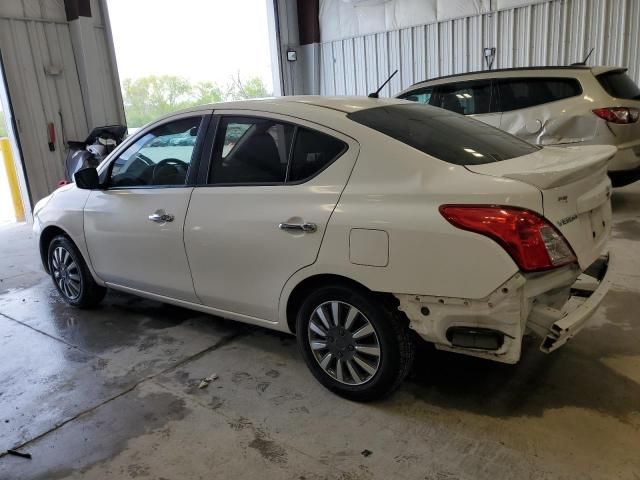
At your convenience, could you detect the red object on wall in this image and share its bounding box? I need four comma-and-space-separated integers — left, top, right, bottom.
47, 122, 56, 151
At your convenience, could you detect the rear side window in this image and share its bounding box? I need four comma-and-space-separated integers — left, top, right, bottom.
210, 116, 294, 184
209, 116, 347, 185
432, 80, 495, 115
498, 78, 582, 111
348, 104, 539, 165
288, 128, 346, 183
597, 71, 640, 100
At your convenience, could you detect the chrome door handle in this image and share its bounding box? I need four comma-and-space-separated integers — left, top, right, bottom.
279, 222, 317, 233
148, 212, 174, 223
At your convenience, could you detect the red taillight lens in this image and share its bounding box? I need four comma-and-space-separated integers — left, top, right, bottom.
439, 205, 576, 272
592, 107, 640, 124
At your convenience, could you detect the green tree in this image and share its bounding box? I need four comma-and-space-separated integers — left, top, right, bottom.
122, 75, 194, 127
226, 72, 271, 100
121, 74, 271, 128
0, 112, 7, 137
193, 81, 224, 105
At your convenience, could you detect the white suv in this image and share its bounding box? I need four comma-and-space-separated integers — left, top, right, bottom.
397, 66, 640, 186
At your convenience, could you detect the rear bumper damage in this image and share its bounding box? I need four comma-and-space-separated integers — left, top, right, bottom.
395, 254, 611, 364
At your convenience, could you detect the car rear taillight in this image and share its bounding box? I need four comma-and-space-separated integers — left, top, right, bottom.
592, 107, 640, 124
439, 205, 576, 272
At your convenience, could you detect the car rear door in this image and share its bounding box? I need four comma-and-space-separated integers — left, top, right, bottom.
84, 113, 209, 302
497, 77, 585, 144
184, 111, 359, 322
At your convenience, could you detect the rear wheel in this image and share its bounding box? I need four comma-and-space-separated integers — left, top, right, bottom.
48, 235, 106, 308
296, 284, 414, 401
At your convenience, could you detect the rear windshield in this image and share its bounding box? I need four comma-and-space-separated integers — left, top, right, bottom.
597, 71, 640, 100
347, 104, 539, 165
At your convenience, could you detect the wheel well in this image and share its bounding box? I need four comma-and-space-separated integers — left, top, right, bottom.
285, 274, 396, 334
39, 226, 68, 273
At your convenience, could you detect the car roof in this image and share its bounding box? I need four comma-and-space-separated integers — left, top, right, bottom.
404, 65, 626, 89
176, 96, 408, 116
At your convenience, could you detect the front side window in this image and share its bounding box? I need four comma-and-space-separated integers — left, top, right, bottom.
399, 86, 435, 105
348, 103, 539, 165
210, 117, 294, 184
109, 116, 202, 187
497, 77, 582, 112
432, 80, 495, 115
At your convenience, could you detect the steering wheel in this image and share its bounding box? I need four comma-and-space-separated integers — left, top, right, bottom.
151, 158, 189, 185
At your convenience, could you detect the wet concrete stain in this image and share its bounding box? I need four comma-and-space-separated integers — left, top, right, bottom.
257, 381, 271, 393
23, 391, 190, 480
209, 395, 224, 410
248, 428, 288, 465
612, 219, 640, 239
232, 371, 253, 384
228, 416, 253, 431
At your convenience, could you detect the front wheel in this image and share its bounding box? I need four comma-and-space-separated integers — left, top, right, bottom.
296, 285, 415, 401
48, 235, 106, 308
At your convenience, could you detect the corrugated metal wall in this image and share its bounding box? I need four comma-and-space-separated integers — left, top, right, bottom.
0, 0, 123, 203
319, 0, 640, 97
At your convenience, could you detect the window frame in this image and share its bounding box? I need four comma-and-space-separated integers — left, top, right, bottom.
201, 111, 349, 188
98, 112, 211, 191
495, 77, 584, 112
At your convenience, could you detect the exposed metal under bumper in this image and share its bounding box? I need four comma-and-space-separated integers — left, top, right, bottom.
530, 254, 611, 353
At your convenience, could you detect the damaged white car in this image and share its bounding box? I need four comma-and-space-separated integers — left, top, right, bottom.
397, 66, 640, 187
33, 97, 613, 400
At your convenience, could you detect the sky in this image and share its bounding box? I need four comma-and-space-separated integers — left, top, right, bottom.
106, 0, 274, 92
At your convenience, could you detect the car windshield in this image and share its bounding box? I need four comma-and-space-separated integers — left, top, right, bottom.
347, 103, 539, 165
596, 70, 640, 100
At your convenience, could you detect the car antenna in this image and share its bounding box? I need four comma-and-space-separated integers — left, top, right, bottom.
571, 47, 594, 66
368, 70, 398, 98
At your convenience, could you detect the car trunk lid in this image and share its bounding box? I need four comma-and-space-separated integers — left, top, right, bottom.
466, 145, 616, 269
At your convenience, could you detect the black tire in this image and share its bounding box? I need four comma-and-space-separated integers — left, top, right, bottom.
296, 284, 415, 401
47, 235, 106, 308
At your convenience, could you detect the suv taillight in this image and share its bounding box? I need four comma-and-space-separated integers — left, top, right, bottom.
592, 107, 640, 124
439, 205, 576, 272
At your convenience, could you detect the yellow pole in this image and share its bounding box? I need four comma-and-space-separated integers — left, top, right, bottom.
0, 137, 25, 222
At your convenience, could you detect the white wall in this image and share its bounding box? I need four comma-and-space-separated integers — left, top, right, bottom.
319, 0, 640, 97
0, 0, 124, 204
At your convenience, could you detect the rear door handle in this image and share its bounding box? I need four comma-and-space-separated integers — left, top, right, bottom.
279, 222, 317, 233
148, 211, 174, 223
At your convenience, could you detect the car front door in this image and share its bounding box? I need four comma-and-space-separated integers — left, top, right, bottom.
184, 112, 359, 322
83, 113, 209, 302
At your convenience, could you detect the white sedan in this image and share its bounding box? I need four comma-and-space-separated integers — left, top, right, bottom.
33, 97, 613, 400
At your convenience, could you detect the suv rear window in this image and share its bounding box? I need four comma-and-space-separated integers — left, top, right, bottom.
596, 70, 640, 100
348, 104, 539, 165
497, 78, 582, 111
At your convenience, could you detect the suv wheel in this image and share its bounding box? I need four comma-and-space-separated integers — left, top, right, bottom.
48, 235, 106, 308
296, 284, 414, 401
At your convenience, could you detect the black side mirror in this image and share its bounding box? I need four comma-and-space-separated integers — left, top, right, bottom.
74, 167, 101, 190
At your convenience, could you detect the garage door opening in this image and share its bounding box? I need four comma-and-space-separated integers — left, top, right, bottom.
0, 53, 28, 225
106, 0, 279, 131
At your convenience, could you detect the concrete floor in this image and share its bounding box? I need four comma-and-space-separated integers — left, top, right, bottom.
1, 185, 640, 480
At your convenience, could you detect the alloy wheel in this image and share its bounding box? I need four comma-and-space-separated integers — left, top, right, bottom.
51, 246, 82, 300
307, 300, 381, 385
